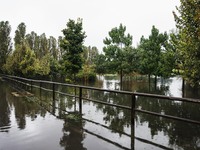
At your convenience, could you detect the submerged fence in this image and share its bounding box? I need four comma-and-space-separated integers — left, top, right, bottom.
2, 74, 200, 125
1, 74, 200, 149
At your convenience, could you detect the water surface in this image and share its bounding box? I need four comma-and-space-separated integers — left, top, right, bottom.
0, 76, 200, 150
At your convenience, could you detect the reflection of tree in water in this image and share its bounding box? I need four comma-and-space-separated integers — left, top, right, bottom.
60, 114, 86, 150
11, 97, 47, 129
137, 92, 200, 149
85, 89, 132, 134
4, 83, 48, 129
184, 83, 200, 99
87, 77, 200, 149
0, 82, 11, 132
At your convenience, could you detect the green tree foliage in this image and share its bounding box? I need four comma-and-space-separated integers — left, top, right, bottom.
3, 43, 37, 77
137, 26, 170, 78
0, 21, 12, 73
48, 36, 58, 60
48, 36, 60, 78
35, 54, 50, 76
76, 46, 99, 81
58, 36, 65, 60
3, 22, 52, 77
94, 54, 107, 75
103, 24, 135, 83
25, 31, 37, 51
82, 46, 99, 65
14, 22, 26, 47
173, 0, 200, 86
39, 33, 49, 59
60, 19, 86, 81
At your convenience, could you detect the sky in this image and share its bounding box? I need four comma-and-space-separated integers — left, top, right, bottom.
0, 0, 180, 51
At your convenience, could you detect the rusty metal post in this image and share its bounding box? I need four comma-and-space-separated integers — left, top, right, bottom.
131, 93, 136, 150
79, 87, 82, 114
40, 81, 42, 98
30, 80, 33, 92
52, 83, 56, 115
52, 83, 55, 101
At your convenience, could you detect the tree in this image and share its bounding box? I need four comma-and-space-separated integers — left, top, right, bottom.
103, 24, 135, 85
60, 19, 86, 81
3, 43, 37, 77
48, 36, 58, 60
173, 0, 200, 86
25, 31, 37, 51
58, 36, 65, 60
0, 21, 12, 73
94, 54, 107, 75
14, 22, 26, 47
48, 36, 60, 78
137, 26, 169, 80
39, 33, 49, 59
82, 46, 99, 65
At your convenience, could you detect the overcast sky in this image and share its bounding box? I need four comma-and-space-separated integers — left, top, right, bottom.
1, 0, 180, 51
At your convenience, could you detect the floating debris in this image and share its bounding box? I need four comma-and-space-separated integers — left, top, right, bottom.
11, 91, 34, 97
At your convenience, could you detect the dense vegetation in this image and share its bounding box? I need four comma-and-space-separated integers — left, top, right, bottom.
0, 0, 199, 86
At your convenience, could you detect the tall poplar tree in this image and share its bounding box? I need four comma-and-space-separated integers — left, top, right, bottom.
0, 21, 12, 73
60, 19, 86, 81
14, 22, 26, 47
173, 0, 200, 86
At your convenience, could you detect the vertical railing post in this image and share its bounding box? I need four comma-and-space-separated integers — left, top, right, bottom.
79, 87, 82, 114
40, 81, 42, 98
131, 93, 136, 150
30, 80, 33, 92
52, 83, 55, 101
131, 93, 136, 123
52, 83, 56, 115
74, 87, 77, 112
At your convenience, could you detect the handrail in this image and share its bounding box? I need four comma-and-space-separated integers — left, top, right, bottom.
2, 74, 200, 103
2, 74, 200, 149
3, 74, 200, 124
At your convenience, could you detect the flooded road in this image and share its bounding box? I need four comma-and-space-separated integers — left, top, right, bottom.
0, 76, 200, 150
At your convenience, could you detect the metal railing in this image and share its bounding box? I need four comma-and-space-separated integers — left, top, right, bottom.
2, 74, 200, 125
1, 74, 200, 149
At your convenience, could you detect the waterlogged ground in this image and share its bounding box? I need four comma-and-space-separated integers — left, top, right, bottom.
0, 76, 200, 150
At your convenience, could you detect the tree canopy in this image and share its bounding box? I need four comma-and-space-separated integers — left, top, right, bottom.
102, 24, 136, 83
60, 19, 86, 81
173, 0, 200, 86
137, 26, 173, 78
0, 21, 12, 73
0, 5, 199, 87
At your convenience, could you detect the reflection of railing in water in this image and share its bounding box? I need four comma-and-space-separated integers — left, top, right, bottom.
2, 74, 200, 150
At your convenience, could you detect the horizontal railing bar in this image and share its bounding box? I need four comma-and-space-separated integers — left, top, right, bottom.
134, 92, 200, 104
40, 87, 53, 92
135, 137, 173, 150
2, 75, 200, 126
82, 97, 132, 110
135, 109, 200, 125
2, 75, 133, 94
55, 91, 76, 98
3, 75, 200, 104
83, 117, 172, 150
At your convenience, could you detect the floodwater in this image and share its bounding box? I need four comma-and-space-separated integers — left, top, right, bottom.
0, 76, 200, 150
